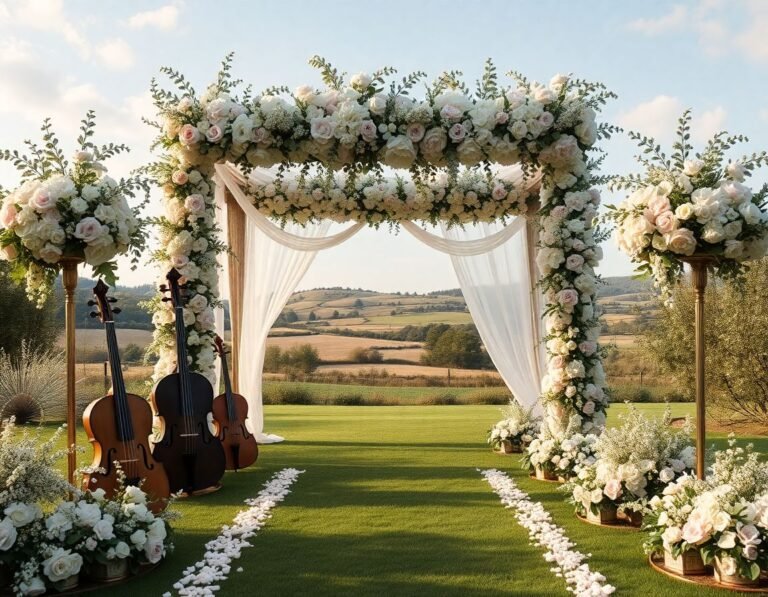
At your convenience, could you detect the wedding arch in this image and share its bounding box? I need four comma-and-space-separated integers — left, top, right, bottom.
144, 55, 615, 439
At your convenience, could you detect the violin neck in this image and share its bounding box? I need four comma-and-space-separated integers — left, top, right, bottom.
220, 351, 236, 421
104, 321, 134, 441
174, 305, 194, 418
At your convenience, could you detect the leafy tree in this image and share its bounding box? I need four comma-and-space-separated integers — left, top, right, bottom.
353, 298, 364, 308
0, 264, 59, 359
121, 343, 144, 363
307, 311, 317, 322
283, 309, 298, 323
421, 324, 491, 369
331, 310, 339, 319
642, 259, 768, 424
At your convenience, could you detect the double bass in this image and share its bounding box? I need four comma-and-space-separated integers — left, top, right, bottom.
150, 269, 225, 495
82, 280, 170, 512
212, 336, 258, 471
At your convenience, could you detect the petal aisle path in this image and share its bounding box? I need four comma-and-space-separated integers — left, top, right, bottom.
166, 468, 305, 596
479, 468, 615, 596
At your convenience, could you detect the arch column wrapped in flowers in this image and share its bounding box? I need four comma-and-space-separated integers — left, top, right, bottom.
144, 55, 616, 434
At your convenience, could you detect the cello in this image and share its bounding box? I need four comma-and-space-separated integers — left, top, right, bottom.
212, 336, 258, 471
82, 280, 170, 512
150, 268, 225, 496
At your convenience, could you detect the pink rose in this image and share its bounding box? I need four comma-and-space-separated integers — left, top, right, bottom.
550, 205, 567, 220
310, 116, 336, 141
495, 111, 509, 125
550, 355, 565, 369
205, 125, 223, 143
582, 400, 596, 415
589, 189, 601, 204
655, 211, 678, 234
0, 245, 18, 261
558, 288, 579, 307
359, 120, 377, 142
170, 254, 189, 269
252, 127, 270, 144
31, 189, 56, 211
406, 123, 425, 143
171, 171, 188, 186
579, 341, 596, 356
0, 201, 17, 227
420, 128, 448, 156
647, 194, 672, 218
538, 112, 554, 128
184, 194, 206, 214
178, 124, 201, 146
681, 519, 711, 545
565, 254, 585, 272
440, 105, 462, 121
603, 479, 622, 501
73, 217, 104, 243
491, 184, 507, 201
448, 123, 467, 143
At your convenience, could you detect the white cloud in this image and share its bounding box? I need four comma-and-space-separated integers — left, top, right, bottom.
627, 5, 688, 35
127, 3, 181, 30
96, 38, 135, 70
627, 0, 768, 64
619, 95, 727, 142
0, 0, 90, 57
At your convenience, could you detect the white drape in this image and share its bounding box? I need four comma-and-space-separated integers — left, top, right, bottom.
437, 220, 544, 412
214, 162, 545, 441
214, 165, 363, 443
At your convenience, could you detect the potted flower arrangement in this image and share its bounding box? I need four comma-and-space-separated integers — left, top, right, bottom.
566, 407, 694, 528
645, 437, 768, 583
523, 415, 597, 481
0, 112, 147, 305
487, 401, 539, 454
607, 110, 768, 294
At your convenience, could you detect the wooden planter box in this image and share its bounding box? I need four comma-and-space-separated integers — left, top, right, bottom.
587, 504, 618, 525
714, 557, 760, 588
618, 509, 643, 527
89, 558, 130, 583
664, 549, 706, 576
498, 440, 522, 454
535, 466, 558, 481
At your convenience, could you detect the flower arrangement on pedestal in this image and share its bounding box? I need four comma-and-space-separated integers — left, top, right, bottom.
487, 401, 540, 453
0, 112, 147, 306
565, 407, 694, 526
0, 420, 174, 595
645, 437, 768, 584
607, 110, 768, 294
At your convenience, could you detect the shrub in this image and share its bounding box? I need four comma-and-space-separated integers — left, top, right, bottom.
464, 389, 513, 405
417, 393, 458, 405
121, 343, 144, 363
332, 394, 365, 406
262, 384, 314, 404
349, 347, 384, 364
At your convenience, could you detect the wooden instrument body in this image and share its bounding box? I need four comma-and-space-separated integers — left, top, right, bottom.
212, 391, 258, 471
82, 392, 170, 512
150, 371, 225, 494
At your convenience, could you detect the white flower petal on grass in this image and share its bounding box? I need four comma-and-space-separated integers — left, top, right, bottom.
479, 468, 615, 596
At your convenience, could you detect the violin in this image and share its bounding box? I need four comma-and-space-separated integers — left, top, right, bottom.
82, 280, 170, 512
150, 269, 225, 496
212, 336, 258, 471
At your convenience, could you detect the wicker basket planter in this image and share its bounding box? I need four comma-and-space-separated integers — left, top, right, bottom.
534, 466, 558, 481
664, 549, 707, 576
497, 440, 522, 454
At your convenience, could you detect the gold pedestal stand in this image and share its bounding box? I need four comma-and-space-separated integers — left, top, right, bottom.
61, 258, 82, 483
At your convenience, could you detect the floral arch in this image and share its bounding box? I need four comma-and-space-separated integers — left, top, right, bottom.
145, 55, 615, 435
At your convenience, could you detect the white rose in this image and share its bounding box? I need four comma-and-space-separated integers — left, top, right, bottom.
675, 203, 694, 220
84, 244, 118, 266
4, 503, 39, 527
310, 116, 336, 141
70, 197, 88, 213
39, 243, 63, 264
382, 135, 416, 169
130, 529, 147, 548
92, 515, 115, 541
683, 159, 705, 176
74, 502, 102, 527
147, 518, 167, 541
739, 202, 762, 225
144, 538, 164, 564
659, 467, 675, 483
456, 139, 484, 165
664, 228, 697, 256
231, 113, 254, 145
73, 217, 104, 243
42, 548, 83, 583
726, 161, 746, 182
18, 577, 45, 596
368, 94, 387, 116
350, 72, 372, 90
0, 517, 17, 550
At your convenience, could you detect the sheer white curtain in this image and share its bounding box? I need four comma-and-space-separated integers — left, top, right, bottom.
214, 164, 362, 443
430, 220, 545, 412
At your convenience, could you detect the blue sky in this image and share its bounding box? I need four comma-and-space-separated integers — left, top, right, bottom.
1, 0, 766, 291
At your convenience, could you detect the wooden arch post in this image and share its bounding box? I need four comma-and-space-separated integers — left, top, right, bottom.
225, 187, 246, 393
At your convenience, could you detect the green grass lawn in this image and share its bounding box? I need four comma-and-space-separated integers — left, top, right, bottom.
25, 403, 763, 596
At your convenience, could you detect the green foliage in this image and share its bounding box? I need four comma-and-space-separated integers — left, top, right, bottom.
642, 259, 768, 423
263, 344, 321, 375
308, 55, 346, 90
421, 325, 491, 369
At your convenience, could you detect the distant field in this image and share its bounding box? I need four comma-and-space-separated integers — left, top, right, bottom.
600, 334, 640, 348
316, 363, 501, 379
366, 312, 473, 326
60, 328, 153, 350
262, 381, 502, 402
265, 334, 425, 362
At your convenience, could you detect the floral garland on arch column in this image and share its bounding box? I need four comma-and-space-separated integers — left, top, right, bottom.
144, 54, 616, 430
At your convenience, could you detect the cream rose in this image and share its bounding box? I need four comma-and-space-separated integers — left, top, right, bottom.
42, 548, 83, 583
5, 503, 39, 527
0, 517, 17, 551
420, 127, 447, 158
664, 228, 697, 255
382, 136, 416, 169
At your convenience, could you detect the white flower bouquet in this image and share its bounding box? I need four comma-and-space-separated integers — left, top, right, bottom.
523, 416, 597, 480
0, 112, 147, 305
567, 407, 695, 521
487, 401, 540, 452
607, 110, 768, 293
645, 437, 768, 583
